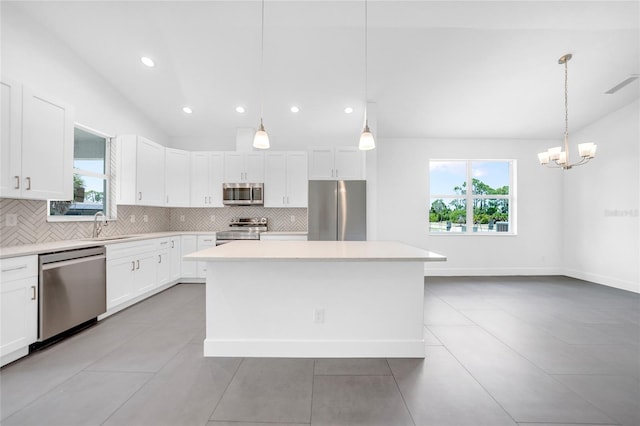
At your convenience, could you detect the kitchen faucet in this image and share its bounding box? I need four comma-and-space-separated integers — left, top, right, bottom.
92, 211, 107, 238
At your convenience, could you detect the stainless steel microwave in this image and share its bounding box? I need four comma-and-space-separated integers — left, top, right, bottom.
222, 183, 264, 206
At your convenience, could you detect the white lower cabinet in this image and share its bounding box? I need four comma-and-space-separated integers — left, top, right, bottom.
106, 239, 159, 310
197, 235, 217, 278
169, 237, 181, 282
180, 235, 198, 279
0, 255, 38, 367
156, 239, 171, 287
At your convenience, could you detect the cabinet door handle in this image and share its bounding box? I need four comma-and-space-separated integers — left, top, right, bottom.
336, 169, 339, 178
204, 195, 207, 204
208, 196, 212, 204
14, 175, 20, 189
1, 264, 27, 272
331, 169, 334, 178
138, 192, 142, 200
171, 240, 175, 248
26, 177, 31, 190
136, 260, 140, 270
166, 195, 169, 203
131, 261, 135, 271
31, 286, 36, 300
283, 196, 285, 204
286, 196, 289, 204
158, 254, 162, 263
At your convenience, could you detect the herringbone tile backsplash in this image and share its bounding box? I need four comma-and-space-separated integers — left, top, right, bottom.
0, 198, 307, 247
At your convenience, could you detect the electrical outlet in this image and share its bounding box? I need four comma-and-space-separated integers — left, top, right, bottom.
290, 215, 296, 223
143, 215, 148, 223
314, 308, 325, 324
180, 215, 185, 222
5, 213, 17, 227
130, 215, 135, 223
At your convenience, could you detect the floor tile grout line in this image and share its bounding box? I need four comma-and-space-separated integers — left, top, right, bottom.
98, 370, 157, 426
386, 358, 417, 426
0, 366, 88, 423
207, 357, 245, 422
425, 287, 522, 425
309, 359, 316, 425
439, 343, 520, 425
430, 289, 620, 426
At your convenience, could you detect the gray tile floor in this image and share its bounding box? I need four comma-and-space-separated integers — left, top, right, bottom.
1, 276, 638, 426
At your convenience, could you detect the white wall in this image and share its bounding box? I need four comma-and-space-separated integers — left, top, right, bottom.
1, 5, 168, 144
376, 138, 565, 276
563, 99, 640, 293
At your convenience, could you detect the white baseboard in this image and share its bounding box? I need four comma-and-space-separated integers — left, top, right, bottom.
424, 266, 563, 276
563, 268, 639, 294
204, 339, 425, 358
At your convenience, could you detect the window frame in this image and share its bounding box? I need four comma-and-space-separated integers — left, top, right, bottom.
47, 123, 116, 222
429, 159, 517, 236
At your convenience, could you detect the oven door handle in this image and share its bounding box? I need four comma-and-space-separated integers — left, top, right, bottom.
41, 255, 106, 270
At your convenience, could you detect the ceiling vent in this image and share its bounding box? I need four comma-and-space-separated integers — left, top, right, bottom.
604, 74, 640, 94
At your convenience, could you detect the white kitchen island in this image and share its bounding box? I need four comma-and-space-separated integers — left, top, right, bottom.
184, 240, 446, 358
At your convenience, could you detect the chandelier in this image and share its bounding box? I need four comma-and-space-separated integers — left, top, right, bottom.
537, 53, 597, 169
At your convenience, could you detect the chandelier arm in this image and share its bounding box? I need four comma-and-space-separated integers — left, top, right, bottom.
563, 56, 570, 166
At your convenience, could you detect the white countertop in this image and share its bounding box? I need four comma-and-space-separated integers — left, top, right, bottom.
0, 231, 215, 259
184, 240, 446, 262
260, 231, 308, 236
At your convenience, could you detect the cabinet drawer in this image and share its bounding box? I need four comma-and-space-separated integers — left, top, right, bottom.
0, 255, 38, 281
197, 234, 217, 246
106, 240, 157, 260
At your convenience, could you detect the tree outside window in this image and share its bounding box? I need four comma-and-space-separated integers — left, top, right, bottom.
429, 160, 515, 234
49, 127, 110, 218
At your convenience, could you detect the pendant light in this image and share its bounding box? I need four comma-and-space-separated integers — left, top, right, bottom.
359, 0, 375, 150
537, 53, 596, 169
253, 0, 270, 149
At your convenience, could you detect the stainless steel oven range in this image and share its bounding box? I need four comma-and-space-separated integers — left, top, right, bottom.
215, 217, 268, 245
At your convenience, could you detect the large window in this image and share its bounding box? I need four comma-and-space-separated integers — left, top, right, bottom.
48, 126, 111, 220
429, 160, 515, 234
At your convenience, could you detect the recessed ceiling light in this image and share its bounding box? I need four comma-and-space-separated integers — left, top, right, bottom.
344, 107, 354, 114
235, 106, 246, 113
290, 106, 300, 113
182, 106, 193, 114
140, 56, 155, 67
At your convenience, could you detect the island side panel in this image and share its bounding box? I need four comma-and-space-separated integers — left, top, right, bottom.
204, 260, 425, 358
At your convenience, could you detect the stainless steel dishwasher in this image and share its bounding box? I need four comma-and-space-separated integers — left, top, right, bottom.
38, 246, 106, 342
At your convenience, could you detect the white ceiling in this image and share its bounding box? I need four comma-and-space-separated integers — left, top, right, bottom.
6, 0, 640, 147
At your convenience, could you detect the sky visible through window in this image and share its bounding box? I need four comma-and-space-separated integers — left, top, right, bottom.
430, 161, 510, 195
74, 159, 105, 192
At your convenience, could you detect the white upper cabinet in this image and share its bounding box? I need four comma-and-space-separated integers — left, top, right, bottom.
116, 135, 165, 206
1, 79, 73, 200
165, 148, 190, 207
308, 146, 363, 180
224, 152, 264, 182
265, 151, 308, 207
190, 152, 224, 207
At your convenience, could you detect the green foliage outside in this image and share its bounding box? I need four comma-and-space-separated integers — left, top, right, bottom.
430, 178, 509, 225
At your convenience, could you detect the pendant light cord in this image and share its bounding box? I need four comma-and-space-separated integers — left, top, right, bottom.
364, 0, 368, 125
260, 0, 265, 122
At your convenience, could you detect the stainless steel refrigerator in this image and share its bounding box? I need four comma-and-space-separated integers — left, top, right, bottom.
308, 180, 366, 241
